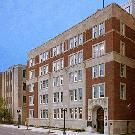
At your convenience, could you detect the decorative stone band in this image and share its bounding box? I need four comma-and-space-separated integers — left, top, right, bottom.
85, 51, 135, 69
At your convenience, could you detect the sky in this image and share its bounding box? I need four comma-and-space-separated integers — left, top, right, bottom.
0, 0, 127, 71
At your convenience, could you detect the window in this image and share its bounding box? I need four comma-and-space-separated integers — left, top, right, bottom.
78, 88, 83, 101
40, 109, 48, 119
40, 65, 48, 76
29, 70, 35, 79
92, 22, 105, 38
29, 58, 35, 67
42, 79, 48, 89
74, 108, 77, 119
60, 76, 63, 85
29, 83, 34, 92
43, 51, 49, 61
29, 96, 34, 106
92, 25, 98, 38
120, 64, 126, 77
69, 90, 74, 101
61, 92, 63, 102
53, 109, 60, 119
39, 53, 43, 63
57, 45, 61, 55
40, 81, 43, 90
120, 22, 125, 36
99, 22, 105, 35
74, 89, 77, 101
53, 47, 57, 56
92, 42, 105, 58
78, 70, 83, 81
56, 77, 60, 87
23, 83, 26, 90
53, 59, 64, 72
78, 107, 82, 119
70, 108, 74, 119
74, 71, 77, 82
69, 38, 74, 49
40, 95, 43, 104
69, 50, 83, 66
74, 36, 78, 47
120, 83, 126, 100
69, 55, 74, 66
53, 109, 57, 119
23, 70, 26, 78
92, 64, 105, 78
29, 109, 34, 118
78, 34, 83, 45
40, 94, 48, 104
120, 41, 125, 56
78, 51, 83, 63
92, 65, 98, 78
74, 53, 78, 64
60, 108, 63, 119
53, 62, 56, 71
93, 83, 105, 99
99, 64, 105, 77
70, 88, 83, 102
53, 92, 63, 103
69, 72, 74, 83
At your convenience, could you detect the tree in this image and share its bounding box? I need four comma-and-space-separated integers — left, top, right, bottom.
0, 97, 12, 123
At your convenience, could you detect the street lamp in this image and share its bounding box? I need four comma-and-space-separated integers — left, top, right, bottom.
17, 109, 21, 128
62, 108, 67, 135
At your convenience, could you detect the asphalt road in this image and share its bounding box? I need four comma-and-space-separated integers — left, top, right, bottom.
0, 126, 49, 135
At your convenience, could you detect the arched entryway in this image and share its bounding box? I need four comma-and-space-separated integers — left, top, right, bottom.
97, 107, 104, 133
92, 106, 104, 134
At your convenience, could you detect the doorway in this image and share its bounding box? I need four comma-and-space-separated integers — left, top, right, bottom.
97, 107, 104, 133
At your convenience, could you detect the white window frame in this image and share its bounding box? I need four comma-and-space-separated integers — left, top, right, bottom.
92, 83, 105, 99
120, 83, 126, 100
78, 107, 82, 119
120, 22, 125, 36
92, 41, 105, 58
78, 33, 83, 45
120, 64, 126, 78
92, 25, 98, 38
120, 41, 125, 56
29, 96, 34, 106
29, 83, 34, 92
29, 109, 34, 118
99, 22, 105, 36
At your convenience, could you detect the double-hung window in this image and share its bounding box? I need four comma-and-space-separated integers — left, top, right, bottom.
120, 22, 125, 36
69, 38, 74, 49
78, 34, 83, 45
120, 83, 126, 100
99, 22, 105, 35
93, 83, 105, 98
120, 64, 126, 77
92, 25, 98, 38
92, 42, 105, 58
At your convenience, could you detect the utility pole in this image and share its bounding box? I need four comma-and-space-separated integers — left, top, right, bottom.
103, 0, 105, 8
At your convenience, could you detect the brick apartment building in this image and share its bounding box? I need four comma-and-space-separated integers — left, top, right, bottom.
26, 0, 135, 134
1, 65, 27, 123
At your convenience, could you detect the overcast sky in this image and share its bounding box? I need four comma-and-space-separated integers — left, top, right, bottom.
0, 0, 127, 71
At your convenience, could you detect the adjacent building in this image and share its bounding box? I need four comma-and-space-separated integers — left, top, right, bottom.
26, 1, 135, 134
2, 65, 27, 123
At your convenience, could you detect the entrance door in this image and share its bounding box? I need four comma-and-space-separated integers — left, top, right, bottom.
97, 107, 104, 133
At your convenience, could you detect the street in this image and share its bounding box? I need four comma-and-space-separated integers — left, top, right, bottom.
0, 126, 49, 135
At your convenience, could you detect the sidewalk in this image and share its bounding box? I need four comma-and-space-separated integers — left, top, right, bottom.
0, 124, 105, 135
